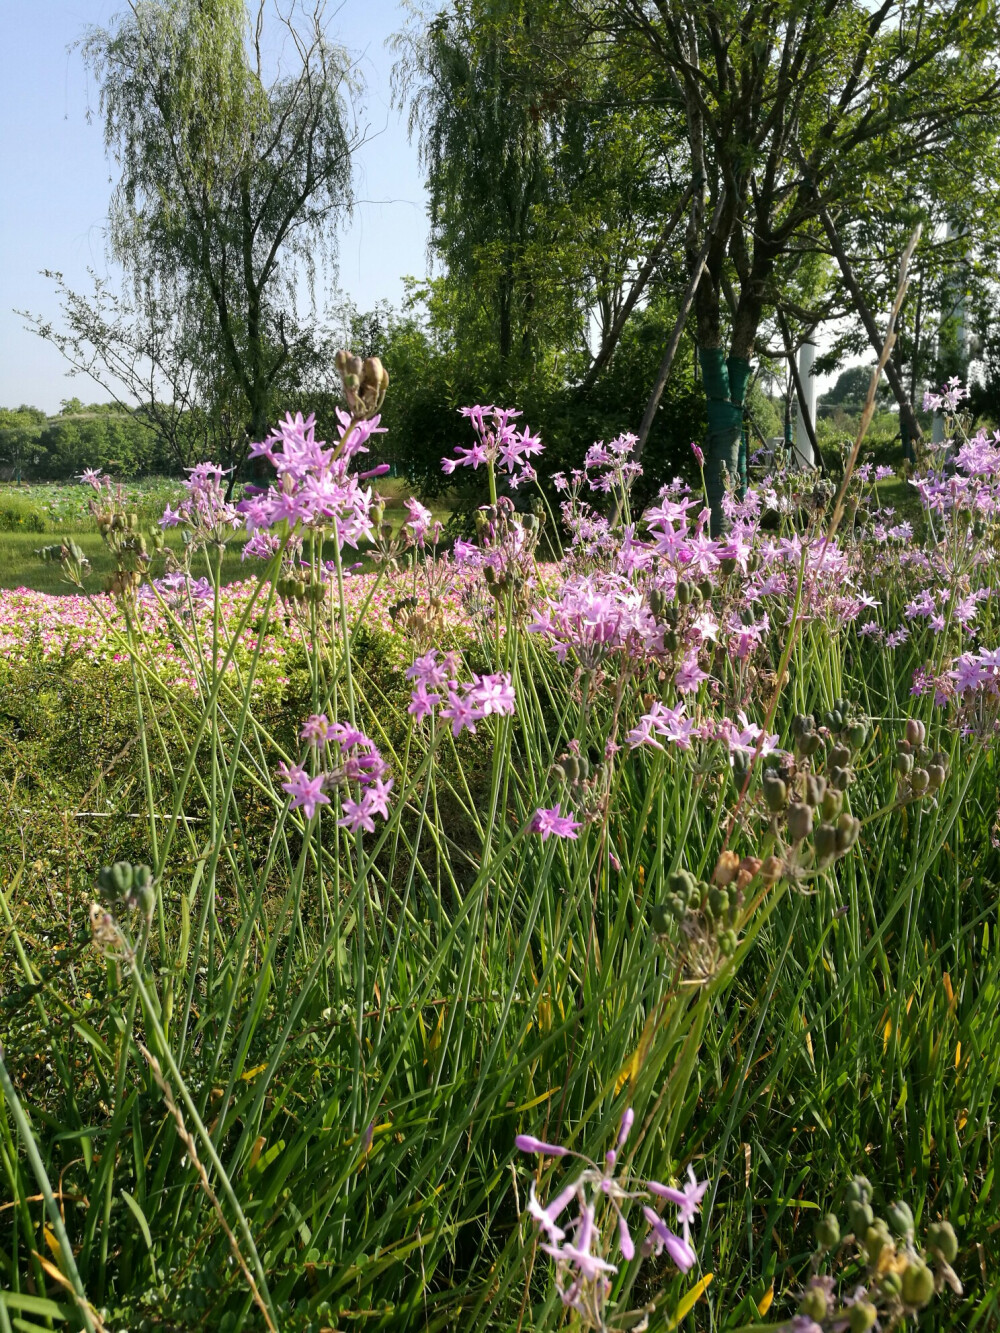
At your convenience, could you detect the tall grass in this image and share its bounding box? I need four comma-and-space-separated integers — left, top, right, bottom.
0, 372, 997, 1331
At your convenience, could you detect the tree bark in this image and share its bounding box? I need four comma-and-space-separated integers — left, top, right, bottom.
633, 192, 727, 468
818, 203, 923, 446
579, 181, 695, 392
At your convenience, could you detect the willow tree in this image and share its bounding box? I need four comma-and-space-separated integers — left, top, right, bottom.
79, 0, 359, 453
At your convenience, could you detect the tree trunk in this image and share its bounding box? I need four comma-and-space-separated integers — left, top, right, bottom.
818, 204, 923, 446
701, 349, 751, 536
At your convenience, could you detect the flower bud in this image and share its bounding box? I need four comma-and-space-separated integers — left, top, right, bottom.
887, 1200, 914, 1239
815, 822, 838, 861
848, 1200, 874, 1234
650, 903, 672, 935
668, 869, 698, 898
900, 1260, 935, 1307
864, 1220, 891, 1267
926, 1220, 958, 1263
799, 1287, 828, 1320
110, 861, 134, 897
849, 1301, 878, 1332
787, 802, 813, 842
835, 814, 861, 853
879, 1270, 902, 1297
707, 887, 729, 917
829, 744, 852, 771
847, 1175, 872, 1205
847, 722, 868, 750
761, 855, 784, 885
719, 928, 738, 957
821, 788, 844, 821
713, 850, 740, 886
815, 1213, 841, 1251
904, 718, 926, 748
803, 773, 827, 808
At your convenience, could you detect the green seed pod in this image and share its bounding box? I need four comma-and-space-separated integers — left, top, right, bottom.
829, 744, 852, 770
110, 861, 134, 897
698, 578, 713, 602
879, 1270, 903, 1297
97, 866, 115, 896
137, 882, 155, 918
650, 904, 672, 935
522, 513, 537, 532
815, 1213, 841, 1251
834, 697, 850, 718
849, 1301, 878, 1332
848, 1200, 874, 1234
668, 894, 687, 920
815, 822, 838, 861
787, 802, 813, 842
910, 768, 930, 795
835, 814, 861, 854
719, 928, 738, 957
291, 579, 306, 600
133, 865, 152, 893
821, 788, 844, 822
829, 765, 850, 792
894, 752, 914, 777
864, 1221, 890, 1267
551, 764, 566, 782
799, 1287, 828, 1321
904, 718, 926, 747
847, 1175, 873, 1205
847, 722, 868, 750
762, 773, 788, 812
370, 502, 385, 526
668, 870, 697, 897
649, 589, 666, 618
927, 764, 947, 790
800, 731, 822, 757
900, 1260, 935, 1308
792, 713, 814, 736
930, 750, 949, 773
578, 757, 590, 781
927, 1220, 958, 1264
821, 710, 836, 731
304, 583, 326, 605
887, 1200, 914, 1239
677, 580, 692, 605
803, 773, 827, 808
665, 630, 681, 653
707, 887, 729, 918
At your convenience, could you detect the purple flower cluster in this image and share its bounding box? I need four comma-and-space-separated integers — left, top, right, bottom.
277, 715, 392, 832
235, 411, 388, 555
159, 462, 242, 542
441, 405, 543, 489
405, 649, 516, 736
516, 1109, 706, 1327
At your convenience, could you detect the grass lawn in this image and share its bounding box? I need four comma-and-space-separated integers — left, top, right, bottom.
0, 502, 454, 593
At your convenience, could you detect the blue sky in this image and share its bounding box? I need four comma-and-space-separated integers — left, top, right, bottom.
0, 1, 430, 413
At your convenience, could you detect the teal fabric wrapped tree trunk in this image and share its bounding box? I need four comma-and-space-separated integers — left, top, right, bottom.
699, 347, 751, 535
